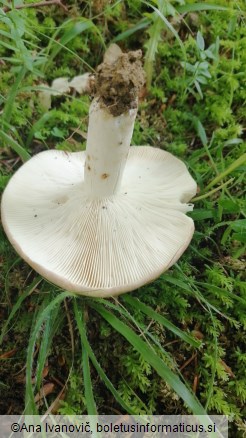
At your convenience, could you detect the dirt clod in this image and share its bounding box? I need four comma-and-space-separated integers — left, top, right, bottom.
95, 46, 145, 116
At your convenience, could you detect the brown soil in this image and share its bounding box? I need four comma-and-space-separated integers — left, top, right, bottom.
95, 45, 146, 116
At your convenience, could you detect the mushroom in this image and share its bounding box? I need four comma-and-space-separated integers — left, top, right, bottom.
1, 47, 196, 298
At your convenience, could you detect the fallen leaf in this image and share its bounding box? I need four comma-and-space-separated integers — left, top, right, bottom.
220, 359, 235, 378
34, 383, 55, 403
0, 348, 17, 359
192, 330, 204, 340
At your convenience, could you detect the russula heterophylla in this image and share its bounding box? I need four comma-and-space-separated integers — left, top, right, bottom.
1, 46, 197, 298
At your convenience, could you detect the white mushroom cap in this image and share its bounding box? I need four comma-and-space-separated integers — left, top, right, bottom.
1, 146, 196, 297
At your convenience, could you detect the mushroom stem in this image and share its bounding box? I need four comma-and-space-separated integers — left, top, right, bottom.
84, 98, 137, 198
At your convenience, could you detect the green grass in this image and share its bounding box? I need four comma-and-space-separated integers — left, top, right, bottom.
0, 0, 245, 434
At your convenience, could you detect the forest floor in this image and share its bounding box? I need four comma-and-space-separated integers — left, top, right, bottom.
0, 0, 245, 435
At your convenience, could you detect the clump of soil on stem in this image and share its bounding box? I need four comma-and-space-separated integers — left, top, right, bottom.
95, 45, 145, 116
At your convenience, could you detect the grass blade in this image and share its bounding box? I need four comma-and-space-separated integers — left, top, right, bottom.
142, 0, 185, 87
73, 299, 137, 414
206, 153, 246, 190
82, 345, 97, 415
49, 20, 94, 61
0, 130, 31, 162
92, 298, 184, 372
123, 295, 201, 348
164, 274, 193, 293
73, 301, 97, 415
192, 178, 234, 202
0, 276, 42, 345
25, 291, 73, 414
46, 18, 104, 69
143, 1, 184, 52
113, 17, 150, 42
35, 311, 53, 391
2, 66, 26, 124
204, 309, 218, 411
35, 296, 64, 391
197, 282, 246, 307
177, 3, 229, 13
26, 112, 56, 148
90, 302, 207, 415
